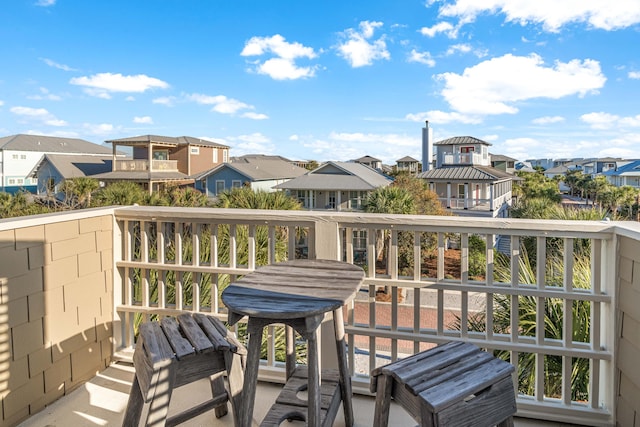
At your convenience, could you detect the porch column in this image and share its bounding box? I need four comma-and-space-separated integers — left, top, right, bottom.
490, 183, 495, 211
446, 183, 451, 208
337, 191, 342, 211
111, 143, 117, 172
464, 183, 469, 209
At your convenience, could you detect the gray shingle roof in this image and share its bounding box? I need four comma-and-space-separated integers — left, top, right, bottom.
194, 157, 308, 181
29, 154, 112, 179
417, 166, 512, 181
105, 135, 229, 148
0, 134, 113, 154
275, 161, 392, 191
434, 136, 492, 146
396, 156, 419, 162
195, 158, 308, 181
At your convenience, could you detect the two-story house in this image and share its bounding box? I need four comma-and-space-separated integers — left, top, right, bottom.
194, 155, 308, 197
417, 136, 514, 218
395, 156, 421, 174
353, 155, 383, 171
0, 134, 114, 194
92, 135, 230, 194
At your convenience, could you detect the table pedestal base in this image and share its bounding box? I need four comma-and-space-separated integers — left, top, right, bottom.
261, 367, 343, 427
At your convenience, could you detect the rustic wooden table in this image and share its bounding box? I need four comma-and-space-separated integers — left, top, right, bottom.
221, 259, 365, 427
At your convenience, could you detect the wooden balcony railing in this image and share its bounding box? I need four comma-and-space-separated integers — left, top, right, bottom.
114, 159, 178, 172
112, 207, 623, 426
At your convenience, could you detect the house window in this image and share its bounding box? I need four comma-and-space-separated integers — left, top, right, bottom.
215, 180, 225, 194
460, 146, 474, 153
8, 179, 15, 185
458, 184, 466, 198
17, 178, 23, 184
213, 150, 218, 163
223, 149, 229, 163
153, 150, 169, 160
232, 180, 242, 188
296, 190, 315, 209
11, 154, 18, 160
328, 191, 337, 209
348, 191, 366, 210
190, 147, 200, 155
20, 154, 27, 160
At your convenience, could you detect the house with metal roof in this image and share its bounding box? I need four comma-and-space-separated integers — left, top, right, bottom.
490, 153, 518, 174
193, 155, 308, 197
416, 136, 514, 218
0, 134, 113, 194
353, 155, 383, 171
275, 161, 392, 211
28, 154, 112, 199
92, 135, 230, 194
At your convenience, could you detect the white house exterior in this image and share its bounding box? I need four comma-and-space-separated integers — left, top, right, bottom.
0, 134, 112, 194
417, 136, 514, 218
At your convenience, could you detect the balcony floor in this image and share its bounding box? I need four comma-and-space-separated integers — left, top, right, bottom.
16, 360, 581, 427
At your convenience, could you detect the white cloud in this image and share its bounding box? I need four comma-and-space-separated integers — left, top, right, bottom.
241, 112, 269, 120
82, 123, 117, 135
10, 106, 67, 127
419, 21, 457, 38
133, 116, 153, 124
0, 100, 4, 107
241, 34, 318, 80
336, 21, 390, 68
439, 0, 640, 32
35, 0, 55, 6
40, 57, 76, 71
629, 71, 640, 79
153, 96, 176, 106
70, 73, 169, 98
408, 49, 436, 67
532, 115, 565, 124
186, 93, 249, 113
581, 112, 640, 129
300, 131, 421, 164
225, 133, 276, 156
405, 110, 483, 124
445, 43, 472, 55
27, 87, 62, 101
437, 53, 606, 116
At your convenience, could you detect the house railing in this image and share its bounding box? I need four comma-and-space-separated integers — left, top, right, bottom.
112, 206, 625, 426
442, 152, 485, 165
114, 159, 178, 172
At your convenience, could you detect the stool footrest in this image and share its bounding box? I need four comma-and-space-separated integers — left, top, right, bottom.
261, 366, 342, 427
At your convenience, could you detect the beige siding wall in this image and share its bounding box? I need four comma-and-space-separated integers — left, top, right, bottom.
0, 213, 114, 426
617, 235, 640, 427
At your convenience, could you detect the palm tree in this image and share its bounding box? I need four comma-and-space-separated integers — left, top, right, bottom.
60, 177, 100, 208
93, 181, 148, 206
215, 187, 302, 210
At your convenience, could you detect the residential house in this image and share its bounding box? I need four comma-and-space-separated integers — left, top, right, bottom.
601, 159, 640, 189
274, 161, 392, 211
92, 135, 230, 194
525, 158, 554, 170
194, 155, 308, 197
490, 153, 518, 174
416, 136, 514, 218
353, 155, 382, 171
0, 134, 113, 194
28, 154, 112, 199
581, 157, 625, 177
395, 156, 420, 174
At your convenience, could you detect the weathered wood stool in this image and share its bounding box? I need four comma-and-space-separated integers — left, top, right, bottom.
122, 312, 246, 427
371, 341, 516, 427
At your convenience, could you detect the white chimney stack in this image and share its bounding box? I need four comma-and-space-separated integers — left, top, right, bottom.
421, 120, 433, 172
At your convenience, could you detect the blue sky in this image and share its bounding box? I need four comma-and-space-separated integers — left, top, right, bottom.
1, 0, 640, 164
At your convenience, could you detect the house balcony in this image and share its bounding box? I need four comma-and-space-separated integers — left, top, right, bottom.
441, 152, 485, 166
2, 207, 638, 426
114, 159, 179, 172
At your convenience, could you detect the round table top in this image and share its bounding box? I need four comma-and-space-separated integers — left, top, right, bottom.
221, 259, 365, 320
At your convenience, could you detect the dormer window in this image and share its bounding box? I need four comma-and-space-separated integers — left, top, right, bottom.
460, 146, 475, 153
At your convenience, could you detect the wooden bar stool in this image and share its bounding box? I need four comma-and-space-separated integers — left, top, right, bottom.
122, 312, 246, 427
371, 341, 517, 427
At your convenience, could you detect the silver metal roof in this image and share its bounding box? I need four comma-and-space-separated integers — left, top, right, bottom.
275, 161, 392, 191
417, 166, 513, 181
195, 158, 308, 181
434, 136, 492, 146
